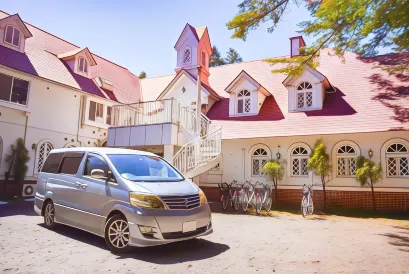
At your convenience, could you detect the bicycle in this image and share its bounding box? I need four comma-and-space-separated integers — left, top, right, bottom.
231, 180, 243, 211
218, 180, 238, 210
241, 181, 262, 212
301, 184, 314, 217
258, 183, 273, 214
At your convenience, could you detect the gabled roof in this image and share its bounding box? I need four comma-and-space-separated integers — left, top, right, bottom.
225, 70, 270, 96
157, 69, 221, 101
174, 23, 209, 49
0, 14, 32, 38
57, 47, 97, 66
0, 11, 140, 103
195, 26, 207, 39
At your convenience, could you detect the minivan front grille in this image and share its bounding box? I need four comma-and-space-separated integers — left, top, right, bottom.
159, 194, 200, 210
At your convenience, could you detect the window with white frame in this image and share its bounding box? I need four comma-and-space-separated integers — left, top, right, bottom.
183, 47, 191, 64
89, 101, 104, 123
78, 57, 88, 74
386, 143, 409, 177
4, 25, 20, 47
37, 141, 54, 173
336, 145, 357, 177
252, 148, 268, 176
0, 72, 29, 106
237, 89, 251, 114
291, 146, 309, 176
296, 81, 313, 109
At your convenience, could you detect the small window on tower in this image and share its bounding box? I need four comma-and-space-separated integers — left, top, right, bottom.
202, 52, 206, 67
183, 47, 191, 64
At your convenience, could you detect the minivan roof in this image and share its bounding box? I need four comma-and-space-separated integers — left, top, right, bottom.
50, 147, 157, 156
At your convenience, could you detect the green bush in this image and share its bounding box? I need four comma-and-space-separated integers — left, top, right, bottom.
355, 156, 382, 211
6, 138, 30, 182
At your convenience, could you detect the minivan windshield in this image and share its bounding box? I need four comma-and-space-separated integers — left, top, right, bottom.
107, 154, 184, 182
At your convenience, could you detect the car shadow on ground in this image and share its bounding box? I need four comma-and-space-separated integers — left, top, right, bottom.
37, 223, 229, 264
380, 226, 409, 253
0, 201, 38, 217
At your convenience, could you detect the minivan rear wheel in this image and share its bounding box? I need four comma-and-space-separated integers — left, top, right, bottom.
105, 214, 132, 253
43, 201, 57, 230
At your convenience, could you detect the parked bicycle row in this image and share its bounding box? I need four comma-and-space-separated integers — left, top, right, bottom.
218, 180, 315, 217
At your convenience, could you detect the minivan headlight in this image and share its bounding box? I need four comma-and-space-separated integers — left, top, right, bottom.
199, 188, 207, 205
129, 192, 167, 209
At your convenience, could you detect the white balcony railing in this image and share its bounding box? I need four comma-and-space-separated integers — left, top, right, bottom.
111, 98, 210, 136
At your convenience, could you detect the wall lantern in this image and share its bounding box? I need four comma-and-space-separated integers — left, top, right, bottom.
276, 152, 281, 160
31, 143, 36, 150
368, 149, 373, 159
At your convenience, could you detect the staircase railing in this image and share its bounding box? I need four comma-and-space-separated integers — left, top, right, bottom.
173, 125, 222, 176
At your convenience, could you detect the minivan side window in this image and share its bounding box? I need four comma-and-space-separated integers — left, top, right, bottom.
41, 153, 64, 174
84, 154, 109, 177
58, 152, 85, 175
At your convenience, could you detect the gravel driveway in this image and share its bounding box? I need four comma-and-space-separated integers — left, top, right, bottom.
1, 201, 408, 273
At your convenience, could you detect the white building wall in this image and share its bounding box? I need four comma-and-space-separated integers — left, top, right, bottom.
0, 66, 112, 180
200, 131, 409, 191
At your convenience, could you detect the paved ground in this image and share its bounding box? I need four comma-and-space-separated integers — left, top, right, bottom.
1, 201, 409, 273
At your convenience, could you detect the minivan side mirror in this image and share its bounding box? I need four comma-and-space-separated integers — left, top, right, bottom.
90, 169, 107, 180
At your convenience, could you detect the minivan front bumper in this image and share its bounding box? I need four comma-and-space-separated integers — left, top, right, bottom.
125, 203, 213, 247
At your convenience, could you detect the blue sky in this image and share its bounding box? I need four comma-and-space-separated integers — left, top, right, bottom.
2, 0, 313, 77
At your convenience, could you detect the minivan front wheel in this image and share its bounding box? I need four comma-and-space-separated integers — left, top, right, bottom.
44, 201, 56, 229
105, 214, 132, 253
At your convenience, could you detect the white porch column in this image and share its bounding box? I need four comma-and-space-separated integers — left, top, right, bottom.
163, 144, 175, 163
196, 66, 202, 136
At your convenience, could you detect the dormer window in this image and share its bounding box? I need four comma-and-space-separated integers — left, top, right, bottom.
237, 89, 251, 114
296, 81, 313, 109
4, 25, 20, 47
183, 47, 191, 64
78, 57, 88, 74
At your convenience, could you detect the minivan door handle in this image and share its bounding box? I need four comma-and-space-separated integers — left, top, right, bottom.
75, 182, 81, 188
81, 184, 87, 189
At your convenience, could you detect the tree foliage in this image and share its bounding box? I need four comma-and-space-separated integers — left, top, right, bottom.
355, 156, 382, 211
227, 0, 409, 75
261, 159, 284, 207
138, 71, 147, 79
306, 138, 332, 211
6, 138, 30, 182
210, 46, 243, 67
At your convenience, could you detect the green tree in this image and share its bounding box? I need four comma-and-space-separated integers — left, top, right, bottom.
6, 138, 30, 182
227, 0, 409, 75
355, 156, 382, 211
224, 47, 243, 64
210, 46, 226, 67
138, 71, 147, 79
306, 138, 332, 211
261, 159, 284, 207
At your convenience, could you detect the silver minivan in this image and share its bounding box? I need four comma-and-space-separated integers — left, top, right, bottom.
34, 147, 212, 253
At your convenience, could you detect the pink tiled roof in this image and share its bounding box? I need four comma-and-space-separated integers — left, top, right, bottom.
207, 51, 409, 139
0, 11, 141, 104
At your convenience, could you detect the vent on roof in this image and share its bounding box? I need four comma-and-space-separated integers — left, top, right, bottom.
95, 76, 114, 91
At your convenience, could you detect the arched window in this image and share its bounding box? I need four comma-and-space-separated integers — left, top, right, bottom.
237, 89, 251, 114
336, 145, 357, 177
78, 57, 88, 73
36, 141, 54, 173
4, 25, 20, 47
183, 47, 191, 64
201, 51, 207, 67
296, 81, 313, 109
252, 148, 268, 176
291, 146, 309, 176
386, 143, 409, 177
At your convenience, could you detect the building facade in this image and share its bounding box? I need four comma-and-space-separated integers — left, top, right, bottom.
0, 12, 408, 210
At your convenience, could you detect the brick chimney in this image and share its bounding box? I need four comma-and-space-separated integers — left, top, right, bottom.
290, 36, 306, 57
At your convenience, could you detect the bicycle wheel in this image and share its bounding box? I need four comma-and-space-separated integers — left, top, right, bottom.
301, 196, 308, 218
264, 197, 272, 212
221, 195, 229, 210
256, 194, 262, 215
233, 192, 240, 211
241, 192, 249, 212
308, 198, 314, 215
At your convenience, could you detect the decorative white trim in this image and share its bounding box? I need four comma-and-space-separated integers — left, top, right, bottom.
34, 139, 54, 175
381, 138, 409, 178
287, 142, 312, 178
249, 144, 271, 177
